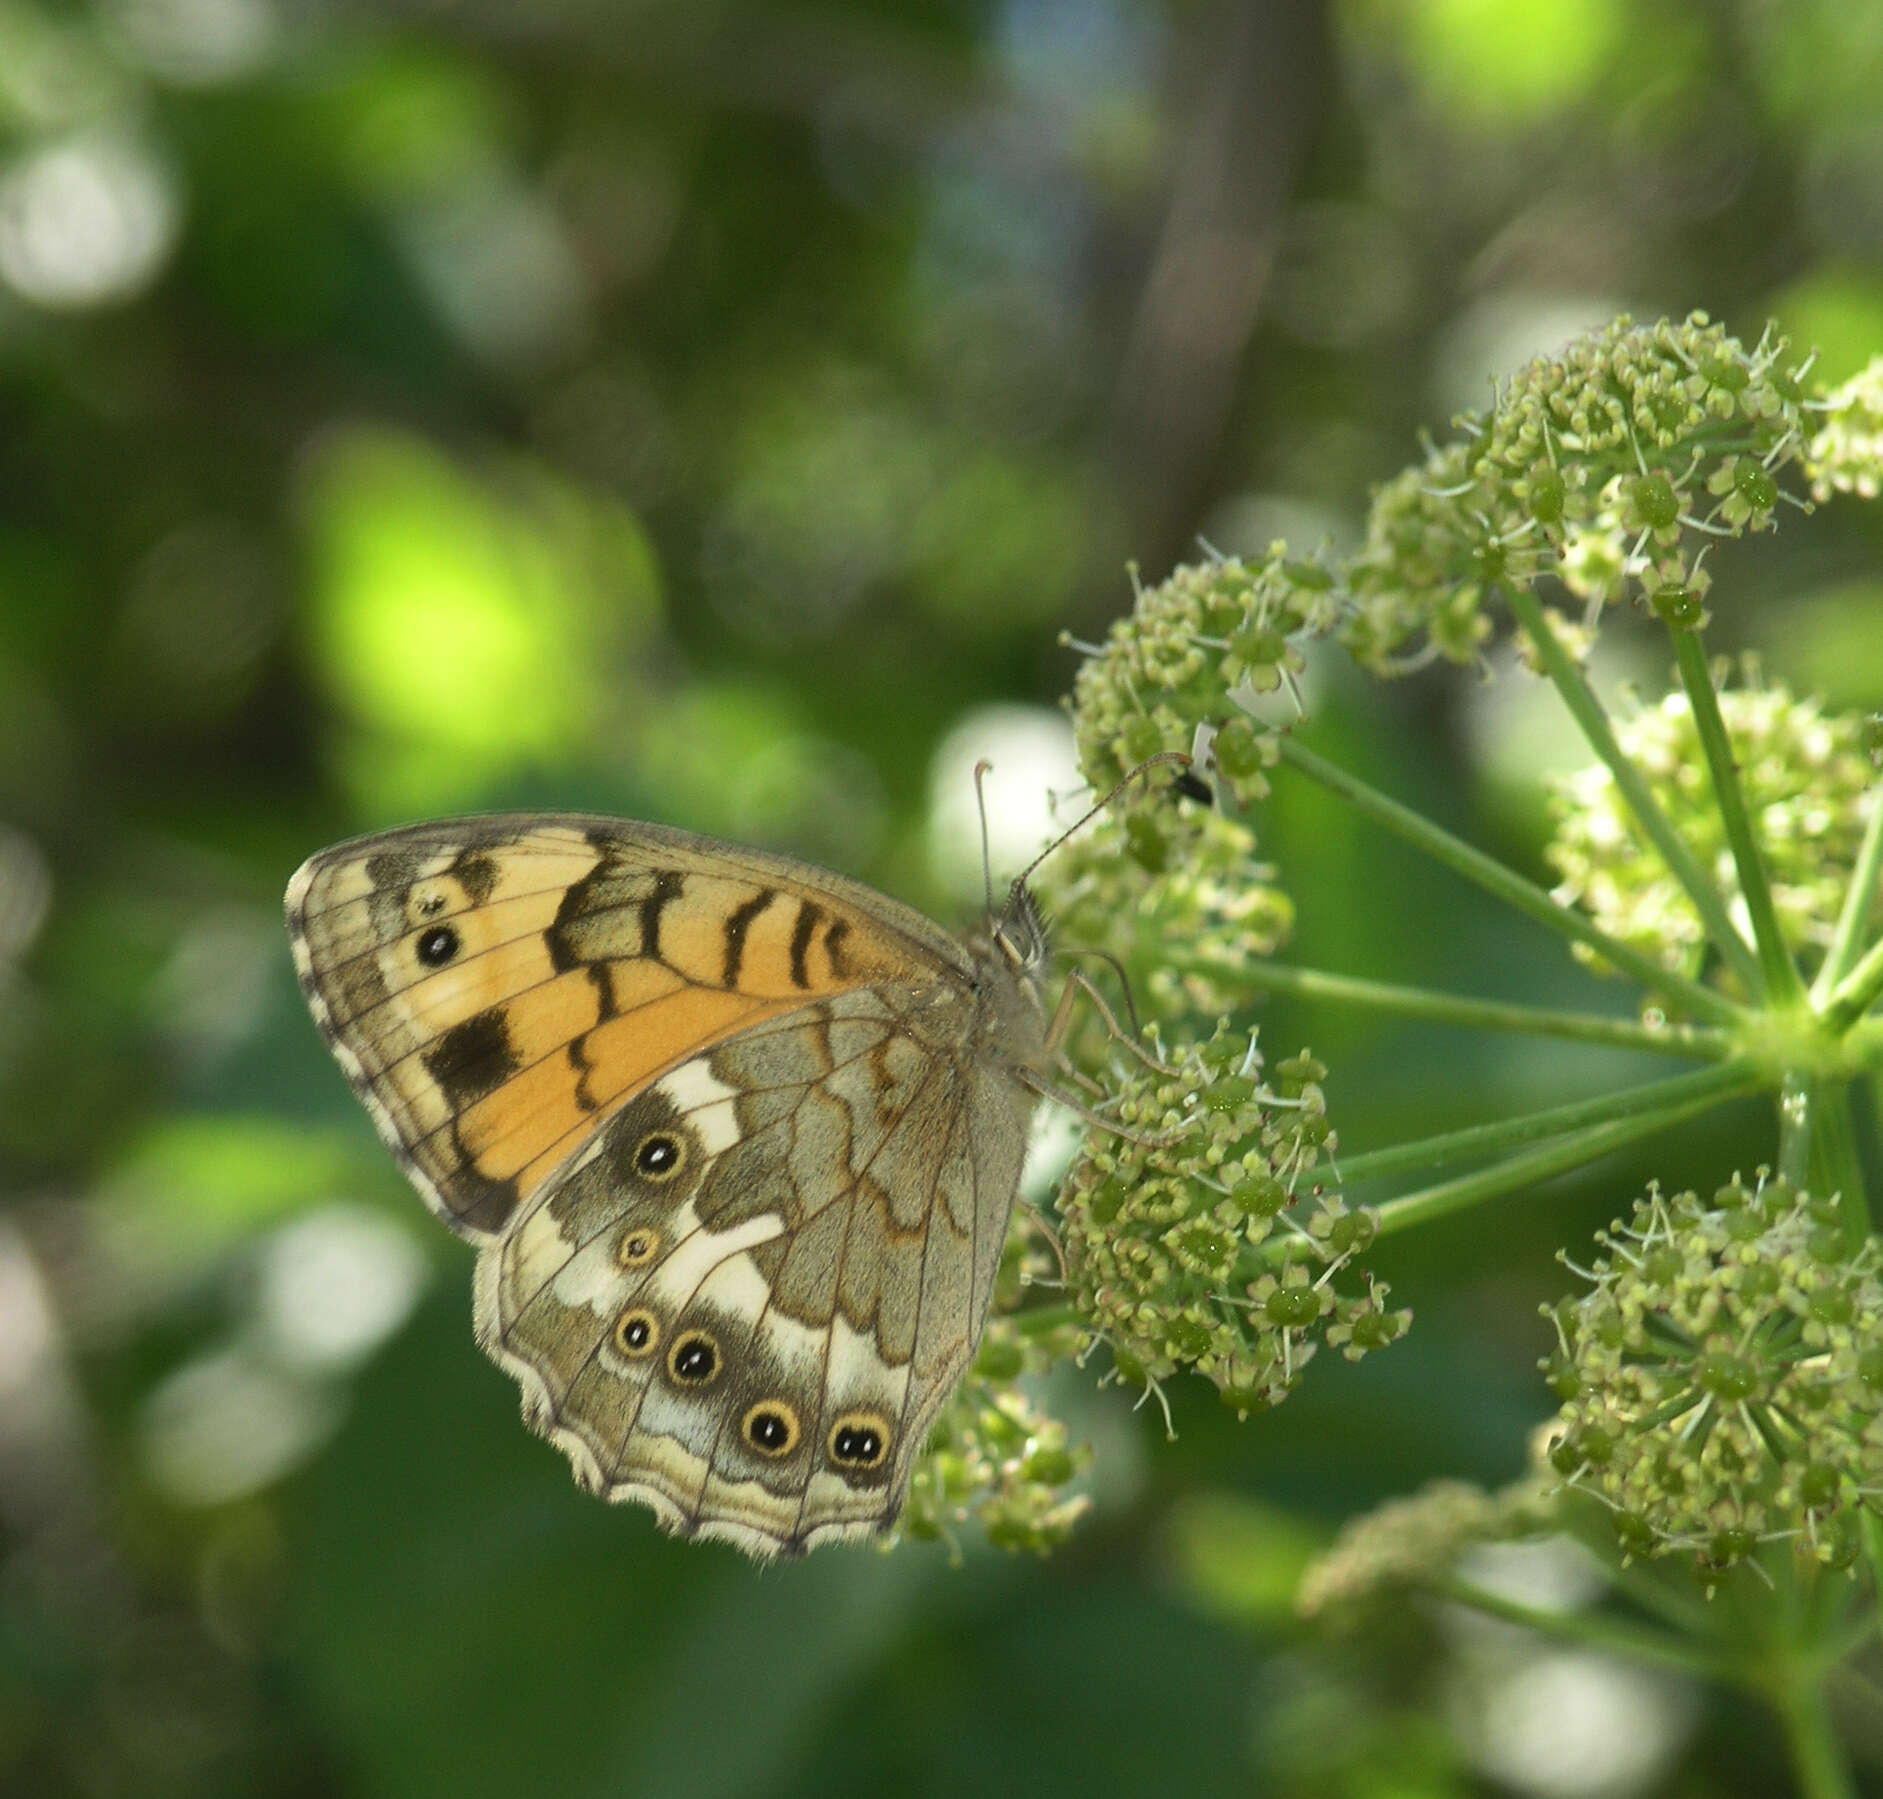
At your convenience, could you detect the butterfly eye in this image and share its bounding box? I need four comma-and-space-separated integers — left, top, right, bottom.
415, 924, 460, 967
632, 1133, 685, 1180
616, 1228, 661, 1269
827, 1412, 891, 1470
741, 1402, 800, 1458
667, 1331, 718, 1384
613, 1309, 660, 1358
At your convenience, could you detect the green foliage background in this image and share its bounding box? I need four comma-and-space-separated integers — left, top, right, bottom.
2, 1, 1880, 1794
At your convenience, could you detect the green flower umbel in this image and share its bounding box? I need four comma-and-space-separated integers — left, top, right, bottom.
1056, 1026, 1409, 1416
1544, 1179, 1883, 1572
1546, 679, 1881, 989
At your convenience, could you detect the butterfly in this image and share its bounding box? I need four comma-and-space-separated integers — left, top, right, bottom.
285, 813, 1054, 1559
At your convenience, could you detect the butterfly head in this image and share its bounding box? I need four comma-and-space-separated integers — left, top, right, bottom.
991, 878, 1050, 977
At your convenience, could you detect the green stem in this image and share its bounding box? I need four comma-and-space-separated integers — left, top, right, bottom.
1238, 960, 1731, 1057
1864, 1513, 1883, 1626
1808, 1078, 1871, 1245
1813, 768, 1883, 1003
1669, 629, 1809, 1006
1770, 1672, 1858, 1799
1434, 1574, 1736, 1681
1369, 1093, 1736, 1236
1504, 585, 1764, 996
1778, 1074, 1814, 1189
1333, 1063, 1763, 1186
1821, 933, 1883, 1037
1276, 737, 1741, 1028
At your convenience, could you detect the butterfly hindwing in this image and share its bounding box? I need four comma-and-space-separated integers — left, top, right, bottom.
473, 986, 1035, 1556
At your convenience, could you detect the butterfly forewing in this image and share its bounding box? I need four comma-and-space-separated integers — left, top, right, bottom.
286, 815, 973, 1237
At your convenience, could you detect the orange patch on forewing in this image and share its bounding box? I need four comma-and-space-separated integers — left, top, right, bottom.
454, 986, 798, 1198
457, 1054, 597, 1184
730, 893, 818, 996
480, 838, 603, 905
496, 968, 605, 1067
393, 839, 599, 929
401, 887, 570, 978
577, 988, 792, 1113
655, 877, 767, 988
719, 892, 902, 999
599, 958, 687, 1015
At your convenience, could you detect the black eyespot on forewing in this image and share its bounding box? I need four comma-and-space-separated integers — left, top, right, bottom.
416, 924, 459, 967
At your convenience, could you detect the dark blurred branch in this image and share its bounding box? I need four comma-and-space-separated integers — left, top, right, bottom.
1104, 0, 1331, 576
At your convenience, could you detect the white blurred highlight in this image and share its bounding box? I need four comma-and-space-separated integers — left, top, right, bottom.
140, 1205, 427, 1506
142, 1349, 340, 1507
0, 131, 179, 308
1445, 1539, 1697, 1797
928, 704, 1081, 906
107, 0, 278, 85
255, 1204, 428, 1374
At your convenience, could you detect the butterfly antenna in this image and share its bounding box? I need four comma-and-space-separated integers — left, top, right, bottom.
1007, 750, 1192, 900
972, 758, 998, 919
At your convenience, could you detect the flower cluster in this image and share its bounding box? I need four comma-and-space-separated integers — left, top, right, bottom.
1295, 1474, 1555, 1621
1544, 1178, 1883, 1572
1546, 678, 1879, 987
901, 1225, 1092, 1556
1344, 313, 1812, 667
1055, 1024, 1408, 1415
1806, 354, 1883, 501
1064, 548, 1341, 810
1038, 808, 1294, 1024
1066, 320, 1821, 811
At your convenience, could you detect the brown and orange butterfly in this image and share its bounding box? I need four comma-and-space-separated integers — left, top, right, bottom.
285, 815, 1052, 1558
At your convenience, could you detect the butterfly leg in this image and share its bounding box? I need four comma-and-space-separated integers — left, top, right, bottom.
1043, 967, 1179, 1077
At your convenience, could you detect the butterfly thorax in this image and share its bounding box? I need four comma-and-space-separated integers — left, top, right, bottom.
961, 880, 1051, 1091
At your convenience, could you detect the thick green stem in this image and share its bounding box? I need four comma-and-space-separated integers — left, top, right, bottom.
1777, 1074, 1815, 1190
1368, 1092, 1735, 1236
1276, 737, 1740, 1028
1669, 629, 1809, 1007
1812, 770, 1883, 1003
1770, 1672, 1858, 1799
1807, 1079, 1871, 1245
1504, 585, 1764, 996
1238, 960, 1730, 1058
1332, 1063, 1762, 1186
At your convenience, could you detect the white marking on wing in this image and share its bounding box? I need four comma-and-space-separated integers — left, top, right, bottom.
656, 1059, 741, 1155
553, 1198, 701, 1317
827, 1314, 911, 1414
645, 1212, 784, 1309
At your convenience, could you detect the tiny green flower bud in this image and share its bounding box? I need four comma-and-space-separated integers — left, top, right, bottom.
1649, 585, 1706, 629
1628, 472, 1681, 530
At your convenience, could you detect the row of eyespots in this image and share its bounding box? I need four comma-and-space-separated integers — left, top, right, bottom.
608, 1306, 890, 1469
